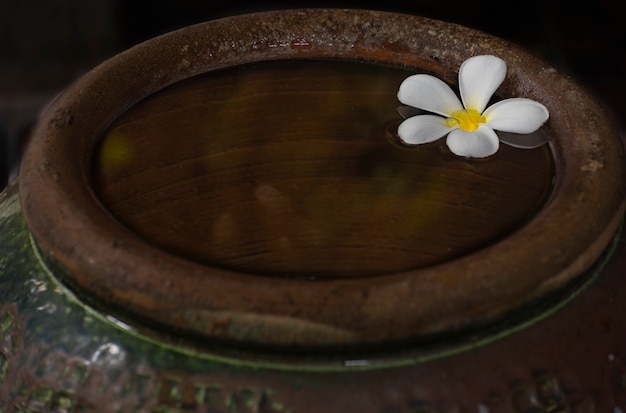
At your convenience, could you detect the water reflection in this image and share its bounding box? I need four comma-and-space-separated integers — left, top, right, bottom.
92, 59, 554, 278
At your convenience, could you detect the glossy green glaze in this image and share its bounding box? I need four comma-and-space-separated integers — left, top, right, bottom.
0, 182, 293, 411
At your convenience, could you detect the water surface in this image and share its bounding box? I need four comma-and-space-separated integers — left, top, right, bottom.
92, 59, 554, 278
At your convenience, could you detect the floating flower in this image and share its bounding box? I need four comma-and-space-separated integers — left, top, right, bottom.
396, 55, 549, 158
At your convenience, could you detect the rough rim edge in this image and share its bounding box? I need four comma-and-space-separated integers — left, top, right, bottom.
18, 8, 626, 350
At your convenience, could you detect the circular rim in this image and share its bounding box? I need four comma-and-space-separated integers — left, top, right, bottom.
19, 9, 626, 351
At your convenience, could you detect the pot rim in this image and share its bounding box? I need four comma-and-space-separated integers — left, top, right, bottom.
18, 8, 626, 351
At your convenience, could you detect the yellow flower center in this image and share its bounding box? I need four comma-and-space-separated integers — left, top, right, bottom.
446, 109, 486, 132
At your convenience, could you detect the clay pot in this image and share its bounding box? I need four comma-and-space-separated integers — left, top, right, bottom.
1, 8, 625, 412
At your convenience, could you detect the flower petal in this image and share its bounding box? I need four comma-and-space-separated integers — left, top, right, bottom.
446, 125, 500, 158
397, 74, 464, 117
459, 55, 506, 113
397, 115, 454, 145
483, 98, 549, 133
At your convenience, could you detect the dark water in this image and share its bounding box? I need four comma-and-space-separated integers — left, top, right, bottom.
92, 59, 554, 278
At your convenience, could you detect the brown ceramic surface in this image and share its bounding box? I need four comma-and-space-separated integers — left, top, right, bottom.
18, 9, 626, 351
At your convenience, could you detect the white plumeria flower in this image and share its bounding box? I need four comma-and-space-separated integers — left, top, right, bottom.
397, 55, 549, 158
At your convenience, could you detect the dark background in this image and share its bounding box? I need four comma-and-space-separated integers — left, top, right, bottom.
1, 0, 624, 188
